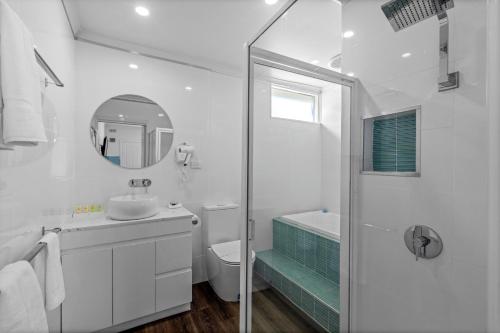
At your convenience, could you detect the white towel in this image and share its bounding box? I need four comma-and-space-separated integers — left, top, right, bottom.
0, 0, 47, 145
0, 261, 48, 333
39, 232, 65, 310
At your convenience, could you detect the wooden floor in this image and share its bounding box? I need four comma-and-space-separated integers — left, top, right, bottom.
128, 282, 320, 333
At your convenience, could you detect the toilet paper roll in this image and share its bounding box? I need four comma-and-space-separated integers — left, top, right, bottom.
192, 214, 200, 227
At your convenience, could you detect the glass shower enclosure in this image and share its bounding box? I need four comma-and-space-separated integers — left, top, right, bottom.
241, 1, 355, 331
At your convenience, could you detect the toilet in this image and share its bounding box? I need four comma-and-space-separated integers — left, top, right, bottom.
203, 203, 255, 302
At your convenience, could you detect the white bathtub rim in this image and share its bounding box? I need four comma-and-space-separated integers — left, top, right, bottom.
280, 210, 340, 242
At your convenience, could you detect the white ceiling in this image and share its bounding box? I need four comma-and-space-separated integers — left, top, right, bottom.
63, 0, 342, 74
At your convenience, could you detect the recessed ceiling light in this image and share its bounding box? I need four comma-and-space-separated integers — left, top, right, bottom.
265, 0, 278, 5
135, 6, 150, 17
343, 30, 355, 38
118, 114, 124, 118
311, 59, 319, 65
129, 63, 138, 69
401, 52, 412, 58
158, 113, 165, 117
346, 72, 355, 77
185, 86, 193, 91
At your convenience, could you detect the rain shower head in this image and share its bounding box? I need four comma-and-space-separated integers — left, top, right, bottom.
381, 0, 454, 32
381, 0, 459, 92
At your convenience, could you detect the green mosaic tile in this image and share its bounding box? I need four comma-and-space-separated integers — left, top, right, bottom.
256, 249, 340, 333
278, 222, 287, 254
304, 232, 317, 270
327, 240, 340, 284
316, 236, 329, 277
314, 299, 330, 330
273, 218, 340, 285
273, 221, 279, 252
295, 229, 306, 264
281, 276, 292, 299
271, 270, 283, 291
329, 309, 340, 333
288, 281, 302, 305
286, 225, 296, 258
301, 290, 315, 317
263, 262, 272, 282
255, 257, 265, 275
256, 249, 340, 311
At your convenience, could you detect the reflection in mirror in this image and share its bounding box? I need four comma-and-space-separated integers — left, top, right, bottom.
90, 94, 173, 169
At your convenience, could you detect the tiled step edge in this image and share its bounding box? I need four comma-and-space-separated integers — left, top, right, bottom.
255, 253, 339, 333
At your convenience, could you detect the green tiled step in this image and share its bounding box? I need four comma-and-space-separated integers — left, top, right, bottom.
273, 217, 340, 284
255, 249, 339, 333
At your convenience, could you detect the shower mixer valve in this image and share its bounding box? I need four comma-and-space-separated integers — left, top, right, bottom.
404, 225, 443, 261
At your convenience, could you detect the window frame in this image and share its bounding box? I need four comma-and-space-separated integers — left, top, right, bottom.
361, 105, 421, 177
270, 84, 321, 124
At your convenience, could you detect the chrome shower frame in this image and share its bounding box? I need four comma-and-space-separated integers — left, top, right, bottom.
241, 2, 357, 331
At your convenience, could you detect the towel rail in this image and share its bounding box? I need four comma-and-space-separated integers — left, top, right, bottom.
34, 49, 64, 87
0, 227, 61, 296
22, 227, 61, 262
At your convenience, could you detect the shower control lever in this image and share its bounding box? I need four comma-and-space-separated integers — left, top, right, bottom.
413, 234, 430, 261
404, 225, 443, 261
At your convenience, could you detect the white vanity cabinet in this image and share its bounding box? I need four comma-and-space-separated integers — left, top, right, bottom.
59, 209, 193, 333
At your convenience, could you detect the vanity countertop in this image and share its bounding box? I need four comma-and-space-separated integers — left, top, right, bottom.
60, 207, 194, 233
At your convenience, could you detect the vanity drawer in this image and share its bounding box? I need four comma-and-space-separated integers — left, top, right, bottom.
61, 217, 192, 250
156, 233, 192, 274
156, 269, 192, 312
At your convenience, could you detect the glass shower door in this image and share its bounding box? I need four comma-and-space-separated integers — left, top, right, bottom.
242, 45, 354, 332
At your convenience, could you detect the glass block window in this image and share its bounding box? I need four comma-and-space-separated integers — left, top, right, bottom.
363, 107, 420, 175
271, 85, 319, 123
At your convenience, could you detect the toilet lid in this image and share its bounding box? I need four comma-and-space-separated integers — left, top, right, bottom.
211, 240, 256, 264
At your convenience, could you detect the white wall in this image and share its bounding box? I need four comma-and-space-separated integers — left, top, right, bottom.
321, 85, 342, 214
75, 42, 243, 283
251, 78, 342, 251
0, 0, 76, 258
343, 0, 489, 331
252, 79, 322, 251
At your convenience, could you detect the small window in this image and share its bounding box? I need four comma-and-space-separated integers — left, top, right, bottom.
362, 107, 420, 176
271, 85, 319, 123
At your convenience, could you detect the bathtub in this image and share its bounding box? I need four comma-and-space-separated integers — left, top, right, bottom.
281, 210, 340, 241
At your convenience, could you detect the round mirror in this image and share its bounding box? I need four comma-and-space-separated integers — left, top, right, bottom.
90, 94, 173, 169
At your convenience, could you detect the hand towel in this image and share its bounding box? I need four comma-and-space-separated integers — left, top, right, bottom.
0, 0, 47, 145
0, 261, 48, 333
39, 232, 65, 310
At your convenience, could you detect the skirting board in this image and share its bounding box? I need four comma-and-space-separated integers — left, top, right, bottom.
96, 303, 191, 333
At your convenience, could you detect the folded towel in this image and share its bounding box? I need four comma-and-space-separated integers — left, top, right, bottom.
0, 0, 47, 145
40, 232, 65, 310
0, 261, 48, 333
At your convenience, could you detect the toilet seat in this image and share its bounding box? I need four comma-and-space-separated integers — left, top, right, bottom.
211, 240, 255, 265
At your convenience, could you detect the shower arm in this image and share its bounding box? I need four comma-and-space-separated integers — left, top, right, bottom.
437, 10, 459, 91
381, 0, 459, 92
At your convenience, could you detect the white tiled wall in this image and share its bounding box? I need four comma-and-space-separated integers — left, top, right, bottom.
0, 1, 244, 286
75, 42, 243, 283
251, 78, 342, 252
344, 0, 489, 331
0, 0, 76, 249
252, 79, 323, 251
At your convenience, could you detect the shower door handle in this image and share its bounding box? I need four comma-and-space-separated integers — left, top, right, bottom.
248, 219, 256, 241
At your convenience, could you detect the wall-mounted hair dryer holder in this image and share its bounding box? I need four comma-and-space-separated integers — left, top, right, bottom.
176, 143, 195, 166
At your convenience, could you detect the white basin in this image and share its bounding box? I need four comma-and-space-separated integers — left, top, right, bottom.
107, 194, 160, 220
